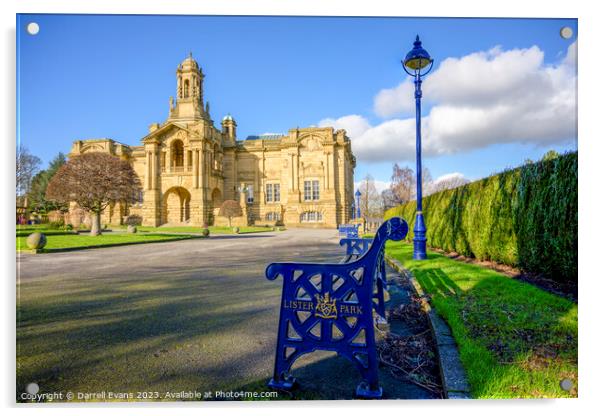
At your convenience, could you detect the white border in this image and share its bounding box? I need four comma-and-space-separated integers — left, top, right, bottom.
2, 1, 600, 415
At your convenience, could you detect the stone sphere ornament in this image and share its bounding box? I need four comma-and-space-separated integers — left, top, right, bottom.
233, 226, 240, 234
127, 225, 137, 234
26, 232, 47, 250
201, 228, 210, 237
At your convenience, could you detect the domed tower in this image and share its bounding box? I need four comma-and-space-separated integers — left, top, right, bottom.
221, 114, 237, 145
169, 53, 205, 120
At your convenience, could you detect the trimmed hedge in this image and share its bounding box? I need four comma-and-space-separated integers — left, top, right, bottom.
384, 152, 577, 284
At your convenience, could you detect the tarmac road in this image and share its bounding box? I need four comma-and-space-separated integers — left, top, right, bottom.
16, 228, 436, 401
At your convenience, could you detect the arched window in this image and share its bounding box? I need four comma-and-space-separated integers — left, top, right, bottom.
171, 140, 184, 168
300, 211, 323, 223
183, 79, 190, 98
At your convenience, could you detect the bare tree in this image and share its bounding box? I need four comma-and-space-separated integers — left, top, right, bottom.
16, 144, 42, 196
389, 164, 414, 205
46, 153, 142, 236
420, 167, 433, 198
389, 163, 434, 202
219, 200, 243, 227
381, 189, 399, 211
426, 174, 470, 195
357, 174, 383, 218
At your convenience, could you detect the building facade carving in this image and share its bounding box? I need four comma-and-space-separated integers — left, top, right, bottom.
68, 54, 356, 228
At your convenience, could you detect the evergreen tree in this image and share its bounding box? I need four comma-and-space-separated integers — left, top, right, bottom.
27, 152, 67, 213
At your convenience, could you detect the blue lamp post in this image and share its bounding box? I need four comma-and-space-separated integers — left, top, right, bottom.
403, 35, 434, 260
355, 189, 362, 220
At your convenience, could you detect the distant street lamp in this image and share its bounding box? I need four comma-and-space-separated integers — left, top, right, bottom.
402, 35, 434, 260
355, 189, 362, 220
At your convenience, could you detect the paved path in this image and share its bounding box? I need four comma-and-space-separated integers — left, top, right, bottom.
17, 229, 435, 401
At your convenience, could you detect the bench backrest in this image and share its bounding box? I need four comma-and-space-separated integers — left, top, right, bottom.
339, 237, 387, 319
338, 224, 360, 238
265, 216, 409, 397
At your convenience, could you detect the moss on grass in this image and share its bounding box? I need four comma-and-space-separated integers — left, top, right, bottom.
16, 233, 200, 252
130, 226, 273, 235
387, 241, 577, 398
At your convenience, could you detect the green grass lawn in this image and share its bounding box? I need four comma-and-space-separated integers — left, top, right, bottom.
16, 229, 76, 237
386, 241, 577, 398
16, 224, 275, 253
17, 232, 201, 252
123, 225, 274, 234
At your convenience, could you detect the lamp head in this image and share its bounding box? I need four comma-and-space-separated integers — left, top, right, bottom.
403, 35, 433, 72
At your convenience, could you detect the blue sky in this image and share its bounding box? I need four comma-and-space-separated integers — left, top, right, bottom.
17, 14, 577, 188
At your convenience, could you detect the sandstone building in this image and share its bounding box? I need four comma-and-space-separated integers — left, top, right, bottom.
68, 54, 356, 228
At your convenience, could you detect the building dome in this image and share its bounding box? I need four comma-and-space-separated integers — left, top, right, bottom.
180, 53, 199, 70
222, 114, 234, 122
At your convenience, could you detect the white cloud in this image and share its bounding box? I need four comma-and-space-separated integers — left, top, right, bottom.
373, 81, 415, 118
425, 172, 470, 195
354, 180, 390, 194
318, 114, 370, 138
432, 172, 468, 184
321, 42, 577, 163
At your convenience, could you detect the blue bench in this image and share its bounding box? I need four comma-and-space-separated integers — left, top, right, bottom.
339, 236, 387, 321
265, 217, 409, 398
338, 224, 360, 238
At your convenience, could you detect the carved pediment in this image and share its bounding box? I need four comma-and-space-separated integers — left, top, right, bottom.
142, 122, 200, 145
301, 162, 324, 176
80, 143, 105, 153
299, 135, 324, 152
265, 170, 280, 179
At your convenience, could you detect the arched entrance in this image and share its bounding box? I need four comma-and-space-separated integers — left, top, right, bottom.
210, 188, 223, 225
162, 187, 191, 224
211, 188, 223, 208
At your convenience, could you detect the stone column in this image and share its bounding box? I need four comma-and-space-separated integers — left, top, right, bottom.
294, 154, 298, 191
325, 152, 330, 190
166, 147, 172, 173
199, 146, 207, 221
200, 148, 206, 189
151, 151, 156, 190
150, 150, 155, 190
193, 149, 199, 188
145, 151, 151, 190
290, 154, 295, 190
153, 150, 160, 190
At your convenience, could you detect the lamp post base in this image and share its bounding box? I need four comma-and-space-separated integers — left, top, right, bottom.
413, 212, 427, 260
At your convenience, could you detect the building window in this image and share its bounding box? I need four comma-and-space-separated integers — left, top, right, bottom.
183, 79, 190, 98
266, 183, 280, 203
172, 140, 184, 168
304, 180, 319, 201
266, 212, 281, 221
304, 181, 311, 201
247, 185, 254, 204
312, 180, 319, 200
300, 211, 323, 223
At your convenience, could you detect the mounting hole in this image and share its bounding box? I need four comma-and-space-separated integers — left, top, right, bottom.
560, 26, 573, 39
560, 378, 573, 391
26, 382, 40, 395
26, 22, 40, 35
